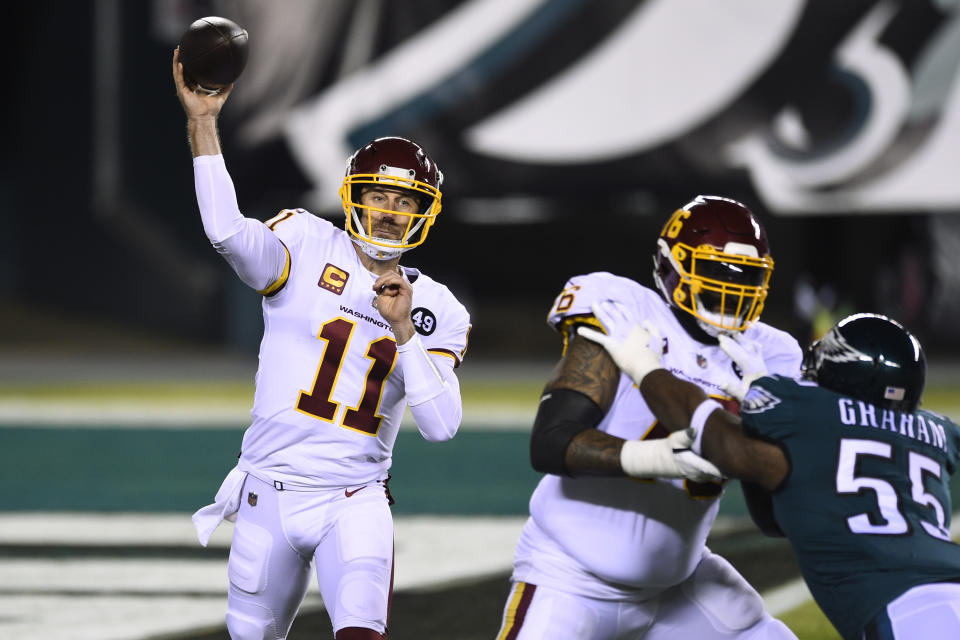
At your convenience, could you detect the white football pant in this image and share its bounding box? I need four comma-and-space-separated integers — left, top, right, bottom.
225, 474, 393, 639
496, 550, 795, 640
869, 582, 960, 639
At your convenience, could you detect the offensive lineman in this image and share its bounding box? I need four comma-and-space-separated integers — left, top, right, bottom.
583, 309, 960, 640
496, 196, 800, 639
173, 50, 470, 639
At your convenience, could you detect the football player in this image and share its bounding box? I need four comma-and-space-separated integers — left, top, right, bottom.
172, 50, 470, 640
495, 196, 801, 639
582, 309, 960, 640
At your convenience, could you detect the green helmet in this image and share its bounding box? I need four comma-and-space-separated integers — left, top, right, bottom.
802, 313, 926, 412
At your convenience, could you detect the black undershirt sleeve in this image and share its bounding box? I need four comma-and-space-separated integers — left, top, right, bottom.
529, 388, 605, 476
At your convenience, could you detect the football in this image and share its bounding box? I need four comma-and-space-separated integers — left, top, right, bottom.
178, 16, 249, 93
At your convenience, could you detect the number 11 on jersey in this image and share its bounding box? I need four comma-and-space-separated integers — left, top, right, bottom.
295, 317, 398, 436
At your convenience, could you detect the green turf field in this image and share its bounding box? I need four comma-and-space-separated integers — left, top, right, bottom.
2, 377, 958, 412
3, 376, 959, 639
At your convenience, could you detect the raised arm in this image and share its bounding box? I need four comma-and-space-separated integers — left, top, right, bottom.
172, 49, 288, 293
172, 48, 230, 157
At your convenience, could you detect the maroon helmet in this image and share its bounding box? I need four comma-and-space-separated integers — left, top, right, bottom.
339, 137, 443, 260
652, 195, 774, 334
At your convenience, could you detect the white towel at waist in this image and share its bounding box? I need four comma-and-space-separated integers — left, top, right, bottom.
191, 466, 247, 547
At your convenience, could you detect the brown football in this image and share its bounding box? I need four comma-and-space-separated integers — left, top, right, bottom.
178, 16, 249, 93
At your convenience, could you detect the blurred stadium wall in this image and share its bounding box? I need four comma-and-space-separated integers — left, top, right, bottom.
5, 0, 960, 358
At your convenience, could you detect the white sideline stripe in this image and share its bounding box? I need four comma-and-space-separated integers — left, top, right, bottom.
0, 402, 535, 430
0, 513, 527, 640
0, 513, 236, 547
763, 578, 814, 616
5, 511, 956, 638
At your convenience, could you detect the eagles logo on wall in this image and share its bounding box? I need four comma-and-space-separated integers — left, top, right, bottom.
211, 0, 960, 217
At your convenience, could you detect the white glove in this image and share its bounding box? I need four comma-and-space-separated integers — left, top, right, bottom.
576, 300, 664, 385
718, 332, 768, 402
620, 428, 724, 482
668, 428, 725, 482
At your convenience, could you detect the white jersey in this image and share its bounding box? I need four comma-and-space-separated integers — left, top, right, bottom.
237, 209, 470, 488
518, 271, 802, 597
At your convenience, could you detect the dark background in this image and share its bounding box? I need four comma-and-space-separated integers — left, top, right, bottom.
3, 4, 957, 637
4, 0, 957, 362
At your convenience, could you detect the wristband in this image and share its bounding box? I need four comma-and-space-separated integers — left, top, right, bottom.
690, 399, 723, 455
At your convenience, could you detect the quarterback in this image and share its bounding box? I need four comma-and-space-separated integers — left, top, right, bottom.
173, 50, 470, 639
496, 196, 801, 639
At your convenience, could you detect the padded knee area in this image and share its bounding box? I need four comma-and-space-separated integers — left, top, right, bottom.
338, 573, 389, 624
226, 609, 277, 640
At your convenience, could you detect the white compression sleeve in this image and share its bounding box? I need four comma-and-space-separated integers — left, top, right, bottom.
193, 155, 287, 291
690, 399, 723, 455
397, 334, 462, 442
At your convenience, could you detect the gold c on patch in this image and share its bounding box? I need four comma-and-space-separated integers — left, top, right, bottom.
318, 264, 349, 295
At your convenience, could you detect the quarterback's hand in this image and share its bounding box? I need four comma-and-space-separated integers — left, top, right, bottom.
620, 428, 724, 482
373, 271, 415, 344
576, 300, 664, 385
718, 332, 768, 402
173, 48, 232, 117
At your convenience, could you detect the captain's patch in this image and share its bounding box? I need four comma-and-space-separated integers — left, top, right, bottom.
319, 263, 349, 295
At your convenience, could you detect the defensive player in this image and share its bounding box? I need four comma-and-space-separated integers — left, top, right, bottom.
582, 308, 960, 640
496, 196, 801, 639
172, 50, 471, 640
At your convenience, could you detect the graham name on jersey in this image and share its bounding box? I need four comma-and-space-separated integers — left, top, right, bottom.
838, 397, 948, 452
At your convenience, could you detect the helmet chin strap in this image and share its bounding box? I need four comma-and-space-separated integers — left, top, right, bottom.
695, 303, 743, 336
696, 317, 723, 338
352, 236, 407, 261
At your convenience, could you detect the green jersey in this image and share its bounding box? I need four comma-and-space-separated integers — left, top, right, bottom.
741, 375, 960, 640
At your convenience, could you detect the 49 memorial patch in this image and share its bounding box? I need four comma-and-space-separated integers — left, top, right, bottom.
411, 307, 437, 336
